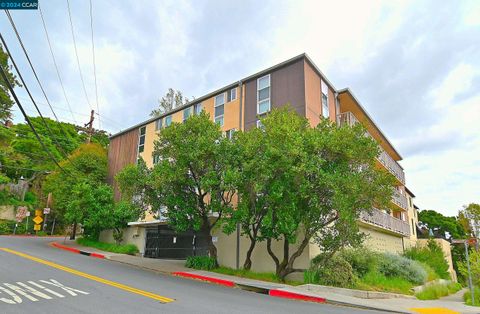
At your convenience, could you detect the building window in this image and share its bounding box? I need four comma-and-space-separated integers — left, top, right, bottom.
321, 80, 329, 119
183, 107, 192, 122
411, 219, 415, 235
256, 120, 264, 129
227, 88, 237, 102
155, 118, 163, 130
257, 74, 270, 114
194, 103, 203, 115
138, 126, 146, 153
408, 197, 412, 208
165, 115, 172, 127
214, 93, 225, 126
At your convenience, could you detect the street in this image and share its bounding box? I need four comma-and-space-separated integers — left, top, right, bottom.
0, 236, 389, 314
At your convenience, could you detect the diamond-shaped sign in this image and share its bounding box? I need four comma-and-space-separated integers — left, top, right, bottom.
32, 216, 43, 225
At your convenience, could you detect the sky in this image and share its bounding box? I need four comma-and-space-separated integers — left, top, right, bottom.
1, 0, 479, 217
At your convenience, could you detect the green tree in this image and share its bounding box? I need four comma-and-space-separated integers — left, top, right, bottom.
459, 248, 480, 287
150, 88, 189, 117
229, 108, 394, 280
0, 43, 20, 123
462, 203, 480, 238
418, 209, 467, 239
150, 111, 237, 259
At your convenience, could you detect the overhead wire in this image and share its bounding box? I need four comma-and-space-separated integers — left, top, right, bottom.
89, 0, 100, 129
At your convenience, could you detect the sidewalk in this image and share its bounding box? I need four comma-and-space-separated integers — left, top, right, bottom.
54, 240, 477, 314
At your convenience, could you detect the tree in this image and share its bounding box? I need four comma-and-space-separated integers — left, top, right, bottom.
44, 143, 108, 238
229, 108, 394, 280
418, 209, 467, 239
459, 248, 480, 287
0, 44, 20, 123
150, 111, 237, 259
462, 203, 480, 238
150, 88, 189, 117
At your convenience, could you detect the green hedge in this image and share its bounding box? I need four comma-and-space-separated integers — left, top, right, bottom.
305, 254, 356, 288
185, 256, 217, 270
76, 238, 139, 255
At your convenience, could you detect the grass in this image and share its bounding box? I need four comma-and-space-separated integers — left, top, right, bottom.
464, 287, 480, 306
356, 271, 415, 295
77, 238, 139, 255
211, 266, 303, 286
415, 282, 462, 300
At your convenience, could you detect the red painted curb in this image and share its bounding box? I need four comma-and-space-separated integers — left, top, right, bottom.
172, 272, 235, 287
269, 289, 326, 303
51, 242, 105, 259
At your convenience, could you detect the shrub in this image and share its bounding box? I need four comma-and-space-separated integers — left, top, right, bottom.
378, 253, 427, 285
459, 249, 480, 287
464, 287, 480, 306
358, 271, 414, 295
76, 238, 139, 255
0, 220, 11, 234
340, 248, 379, 277
404, 240, 450, 280
305, 254, 356, 288
185, 256, 217, 270
416, 282, 462, 300
420, 262, 440, 282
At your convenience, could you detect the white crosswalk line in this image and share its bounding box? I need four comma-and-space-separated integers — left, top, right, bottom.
0, 286, 22, 304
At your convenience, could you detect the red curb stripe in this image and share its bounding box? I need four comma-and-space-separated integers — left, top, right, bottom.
172, 272, 235, 287
269, 289, 326, 303
90, 252, 105, 259
52, 242, 81, 254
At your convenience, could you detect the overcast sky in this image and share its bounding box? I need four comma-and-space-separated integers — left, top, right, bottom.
1, 0, 479, 216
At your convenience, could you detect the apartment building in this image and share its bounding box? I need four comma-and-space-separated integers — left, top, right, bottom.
105, 53, 417, 269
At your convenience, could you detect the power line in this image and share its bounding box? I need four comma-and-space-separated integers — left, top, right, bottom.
38, 4, 78, 124
0, 31, 72, 160
89, 0, 100, 129
66, 0, 92, 111
0, 65, 67, 174
5, 10, 79, 126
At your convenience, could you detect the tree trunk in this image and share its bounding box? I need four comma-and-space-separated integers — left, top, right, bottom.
243, 234, 256, 270
200, 222, 217, 261
70, 222, 77, 240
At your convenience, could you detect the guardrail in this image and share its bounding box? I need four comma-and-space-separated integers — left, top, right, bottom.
359, 208, 410, 237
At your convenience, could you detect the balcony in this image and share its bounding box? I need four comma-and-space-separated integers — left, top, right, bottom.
336, 112, 405, 184
359, 207, 410, 237
392, 189, 408, 211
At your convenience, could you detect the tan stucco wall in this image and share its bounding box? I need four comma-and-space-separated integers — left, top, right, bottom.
213, 228, 312, 273
417, 238, 457, 282
0, 205, 15, 221
360, 226, 405, 254
99, 227, 146, 255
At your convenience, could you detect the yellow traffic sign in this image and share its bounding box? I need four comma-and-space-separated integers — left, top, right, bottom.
35, 209, 42, 216
33, 224, 41, 231
32, 216, 43, 225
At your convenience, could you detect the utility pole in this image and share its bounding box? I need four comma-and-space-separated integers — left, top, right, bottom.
85, 109, 95, 143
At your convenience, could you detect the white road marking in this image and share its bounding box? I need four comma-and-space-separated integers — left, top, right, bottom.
0, 279, 88, 305
39, 279, 89, 296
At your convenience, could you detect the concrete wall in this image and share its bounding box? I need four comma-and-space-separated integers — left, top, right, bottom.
213, 228, 312, 274
99, 227, 147, 255
360, 226, 405, 254
0, 205, 15, 221
417, 238, 457, 282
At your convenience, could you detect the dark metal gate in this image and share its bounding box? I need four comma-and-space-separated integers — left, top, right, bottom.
144, 225, 209, 259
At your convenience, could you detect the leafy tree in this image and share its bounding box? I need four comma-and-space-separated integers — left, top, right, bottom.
150, 111, 237, 259
150, 88, 189, 117
418, 209, 467, 239
229, 108, 394, 280
0, 44, 20, 123
462, 203, 480, 238
459, 248, 480, 287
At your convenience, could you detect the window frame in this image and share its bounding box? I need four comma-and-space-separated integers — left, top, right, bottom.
257, 74, 271, 115
138, 126, 146, 153
214, 93, 225, 127
228, 88, 237, 102
321, 80, 329, 119
165, 115, 172, 127
155, 118, 163, 131
183, 107, 192, 122
194, 103, 203, 115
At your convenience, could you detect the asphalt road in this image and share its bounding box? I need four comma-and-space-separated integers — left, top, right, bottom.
0, 236, 389, 314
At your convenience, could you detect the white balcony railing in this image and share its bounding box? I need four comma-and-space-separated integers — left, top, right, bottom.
392, 189, 408, 210
336, 112, 405, 184
360, 208, 410, 237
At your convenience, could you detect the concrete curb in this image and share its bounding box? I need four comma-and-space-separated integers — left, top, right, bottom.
51, 242, 105, 259
172, 271, 235, 287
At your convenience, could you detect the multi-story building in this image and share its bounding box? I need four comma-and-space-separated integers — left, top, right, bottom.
105, 53, 418, 270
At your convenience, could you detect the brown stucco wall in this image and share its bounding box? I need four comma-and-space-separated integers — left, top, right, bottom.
244, 59, 306, 130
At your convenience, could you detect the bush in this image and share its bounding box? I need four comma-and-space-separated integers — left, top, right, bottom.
305, 254, 356, 288
358, 271, 414, 295
76, 238, 138, 255
464, 287, 480, 306
416, 282, 462, 300
420, 262, 440, 282
340, 248, 379, 277
378, 253, 427, 285
0, 220, 12, 234
404, 240, 450, 280
185, 255, 217, 270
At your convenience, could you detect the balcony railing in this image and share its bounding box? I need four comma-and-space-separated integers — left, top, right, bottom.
336, 112, 405, 184
392, 189, 408, 210
359, 208, 410, 237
